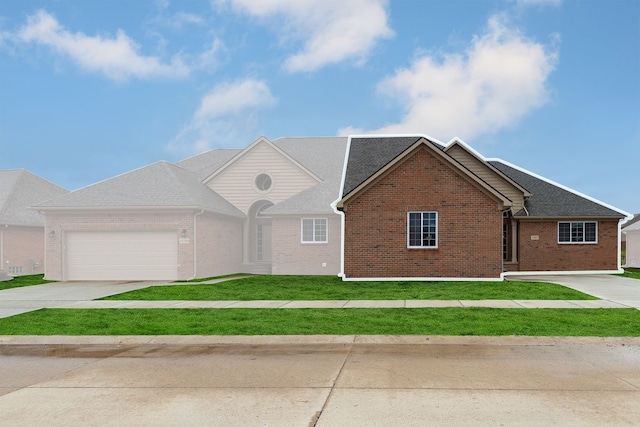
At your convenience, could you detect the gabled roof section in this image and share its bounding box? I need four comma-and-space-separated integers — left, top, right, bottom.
202, 136, 322, 185
339, 136, 512, 210
341, 136, 423, 197
175, 148, 242, 181
0, 169, 68, 226
489, 160, 627, 218
444, 139, 531, 197
265, 137, 349, 214
34, 162, 245, 218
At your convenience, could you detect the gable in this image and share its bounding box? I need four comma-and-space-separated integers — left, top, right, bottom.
445, 143, 528, 212
206, 138, 321, 214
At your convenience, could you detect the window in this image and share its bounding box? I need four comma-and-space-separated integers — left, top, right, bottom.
8, 266, 23, 275
408, 212, 438, 248
558, 221, 597, 244
255, 173, 272, 191
301, 218, 327, 243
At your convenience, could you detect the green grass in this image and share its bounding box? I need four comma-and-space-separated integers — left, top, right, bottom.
618, 268, 640, 280
0, 274, 55, 290
0, 308, 638, 336
101, 275, 596, 301
174, 273, 248, 283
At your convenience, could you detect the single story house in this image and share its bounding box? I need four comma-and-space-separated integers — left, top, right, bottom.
34, 135, 630, 281
622, 215, 640, 267
0, 169, 67, 277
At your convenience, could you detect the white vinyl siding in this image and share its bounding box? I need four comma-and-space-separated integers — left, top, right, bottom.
208, 142, 318, 214
66, 231, 178, 280
407, 212, 438, 248
301, 218, 327, 243
558, 221, 598, 244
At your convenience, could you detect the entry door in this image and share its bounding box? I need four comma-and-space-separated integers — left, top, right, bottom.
256, 224, 272, 262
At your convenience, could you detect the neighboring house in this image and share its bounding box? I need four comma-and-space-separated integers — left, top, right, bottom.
35, 135, 629, 281
622, 214, 640, 267
0, 170, 67, 277
35, 137, 347, 281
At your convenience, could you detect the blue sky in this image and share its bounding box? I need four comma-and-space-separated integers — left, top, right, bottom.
1, 0, 638, 214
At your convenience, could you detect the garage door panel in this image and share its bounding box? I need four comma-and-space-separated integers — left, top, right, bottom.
66, 231, 178, 281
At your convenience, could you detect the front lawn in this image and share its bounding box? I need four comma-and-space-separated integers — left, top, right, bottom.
619, 268, 640, 280
0, 308, 637, 336
0, 274, 55, 290
101, 275, 596, 301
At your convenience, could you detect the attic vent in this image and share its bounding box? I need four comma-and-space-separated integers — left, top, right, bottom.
255, 173, 272, 191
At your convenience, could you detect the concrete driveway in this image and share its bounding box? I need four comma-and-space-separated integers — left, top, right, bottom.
516, 275, 640, 309
0, 281, 159, 318
0, 336, 639, 426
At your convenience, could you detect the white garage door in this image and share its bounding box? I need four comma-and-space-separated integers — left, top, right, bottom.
66, 231, 178, 280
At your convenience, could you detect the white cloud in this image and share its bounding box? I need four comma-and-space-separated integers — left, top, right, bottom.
169, 78, 277, 153
222, 0, 393, 72
342, 15, 557, 142
15, 10, 189, 81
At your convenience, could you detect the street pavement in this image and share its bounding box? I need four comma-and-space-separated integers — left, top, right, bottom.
0, 336, 639, 426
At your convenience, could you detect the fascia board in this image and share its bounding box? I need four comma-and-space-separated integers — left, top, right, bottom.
202, 136, 322, 185
486, 158, 632, 221
30, 205, 247, 218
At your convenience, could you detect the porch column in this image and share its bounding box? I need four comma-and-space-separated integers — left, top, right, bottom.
511, 219, 518, 263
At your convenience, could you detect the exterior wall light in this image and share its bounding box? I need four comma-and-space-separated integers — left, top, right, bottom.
48, 230, 55, 238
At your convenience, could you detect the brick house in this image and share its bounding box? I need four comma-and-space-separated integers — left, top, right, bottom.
34, 134, 628, 281
0, 170, 67, 277
335, 136, 629, 280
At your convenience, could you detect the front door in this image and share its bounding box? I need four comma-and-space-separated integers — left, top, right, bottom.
256, 224, 272, 262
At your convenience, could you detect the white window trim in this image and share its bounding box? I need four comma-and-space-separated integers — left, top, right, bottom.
301, 218, 328, 244
407, 211, 438, 249
557, 221, 598, 244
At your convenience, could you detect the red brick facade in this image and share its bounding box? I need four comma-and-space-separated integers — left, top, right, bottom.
517, 219, 619, 272
342, 147, 504, 278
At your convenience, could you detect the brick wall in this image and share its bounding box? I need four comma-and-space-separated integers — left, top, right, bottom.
271, 215, 341, 275
1, 226, 45, 276
195, 213, 243, 278
518, 219, 620, 271
343, 147, 503, 278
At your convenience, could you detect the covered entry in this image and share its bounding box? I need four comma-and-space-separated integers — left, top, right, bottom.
65, 231, 178, 280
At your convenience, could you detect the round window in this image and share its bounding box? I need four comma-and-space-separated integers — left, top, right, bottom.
255, 173, 272, 191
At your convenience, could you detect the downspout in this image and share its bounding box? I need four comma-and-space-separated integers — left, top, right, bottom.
192, 209, 205, 280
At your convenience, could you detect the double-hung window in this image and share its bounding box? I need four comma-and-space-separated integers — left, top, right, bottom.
558, 221, 597, 244
301, 218, 327, 243
407, 211, 438, 248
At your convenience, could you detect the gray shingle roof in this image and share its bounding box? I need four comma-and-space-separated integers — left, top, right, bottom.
489, 161, 625, 218
266, 137, 349, 214
622, 214, 640, 230
175, 149, 242, 180
0, 170, 67, 226
34, 162, 245, 218
342, 136, 424, 197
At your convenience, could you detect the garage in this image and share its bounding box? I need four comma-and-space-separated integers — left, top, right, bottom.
65, 231, 178, 281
